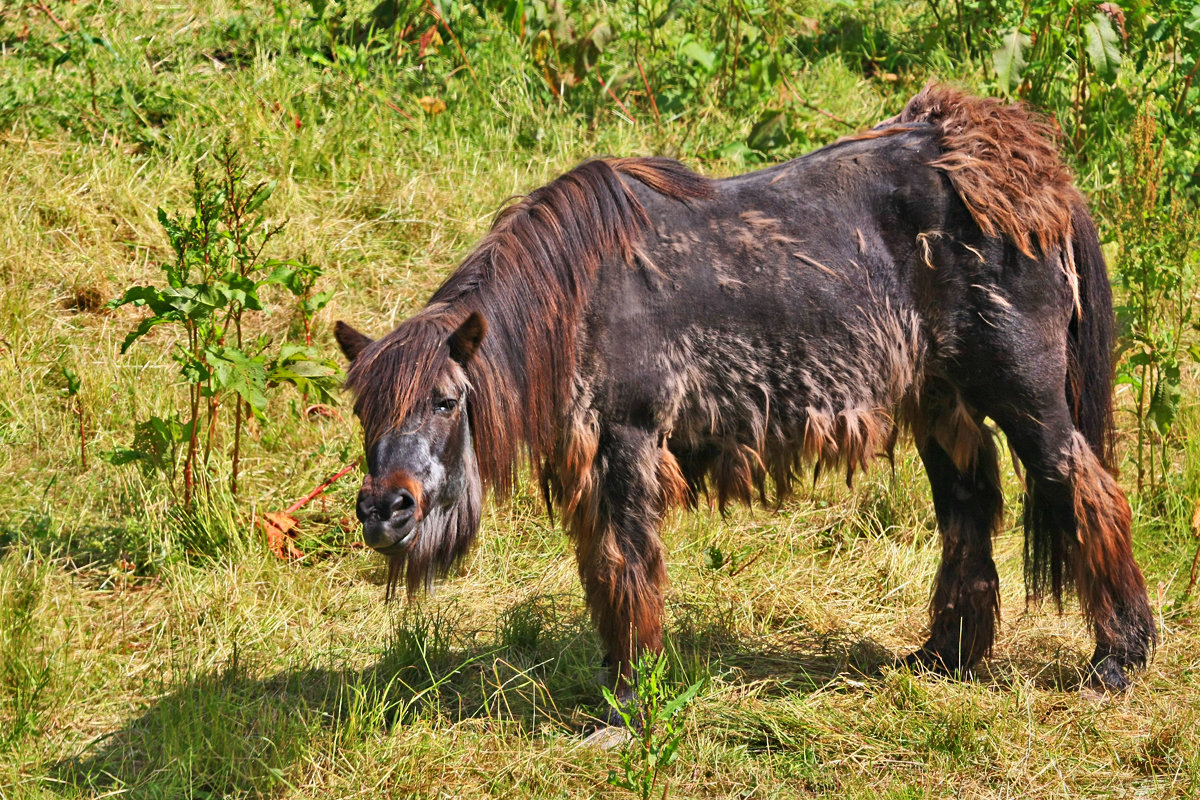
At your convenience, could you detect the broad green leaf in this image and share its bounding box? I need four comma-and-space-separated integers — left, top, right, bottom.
302, 290, 333, 314
993, 29, 1031, 93
220, 273, 263, 311
1186, 4, 1200, 33
1149, 381, 1181, 434
120, 314, 174, 354
111, 284, 173, 315
659, 679, 702, 720
103, 415, 186, 478
268, 348, 342, 404
1149, 362, 1182, 435
206, 347, 269, 417
747, 110, 789, 153
1084, 13, 1121, 83
244, 180, 277, 215
502, 0, 523, 32
59, 366, 81, 397
1114, 372, 1142, 391
180, 356, 211, 385
680, 40, 715, 71
262, 259, 322, 297
101, 447, 148, 467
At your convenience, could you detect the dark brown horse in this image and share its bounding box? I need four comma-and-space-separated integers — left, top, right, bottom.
335, 84, 1154, 706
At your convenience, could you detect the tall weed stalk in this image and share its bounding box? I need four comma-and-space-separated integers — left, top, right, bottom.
1111, 109, 1200, 497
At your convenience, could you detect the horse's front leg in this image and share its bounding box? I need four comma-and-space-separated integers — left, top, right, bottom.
568, 423, 670, 717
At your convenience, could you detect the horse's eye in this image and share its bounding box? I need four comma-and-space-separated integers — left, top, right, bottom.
433, 396, 458, 414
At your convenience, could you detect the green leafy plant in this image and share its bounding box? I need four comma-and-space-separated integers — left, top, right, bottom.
50, 23, 116, 120
603, 650, 703, 800
108, 139, 341, 504
1111, 108, 1200, 496
990, 0, 1126, 148
265, 260, 334, 347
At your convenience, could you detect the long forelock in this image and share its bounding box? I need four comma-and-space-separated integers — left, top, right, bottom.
345, 310, 460, 445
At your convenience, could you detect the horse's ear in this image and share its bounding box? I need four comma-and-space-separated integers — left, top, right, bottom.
448, 312, 487, 365
334, 320, 373, 363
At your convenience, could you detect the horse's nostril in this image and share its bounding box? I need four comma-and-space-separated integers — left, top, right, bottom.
389, 490, 416, 519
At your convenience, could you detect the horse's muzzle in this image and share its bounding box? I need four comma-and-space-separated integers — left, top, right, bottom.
358, 485, 422, 552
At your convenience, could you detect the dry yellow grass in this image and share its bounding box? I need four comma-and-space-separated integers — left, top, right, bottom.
1, 1, 1199, 798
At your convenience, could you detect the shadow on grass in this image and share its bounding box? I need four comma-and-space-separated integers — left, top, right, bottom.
50, 594, 892, 797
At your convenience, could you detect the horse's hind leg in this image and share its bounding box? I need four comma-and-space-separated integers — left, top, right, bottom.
958, 335, 1154, 689
1001, 418, 1154, 689
908, 394, 1004, 674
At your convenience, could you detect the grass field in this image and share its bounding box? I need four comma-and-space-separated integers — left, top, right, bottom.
2, 1, 1200, 797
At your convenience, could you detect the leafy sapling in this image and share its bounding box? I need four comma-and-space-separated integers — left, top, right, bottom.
108, 140, 341, 504
603, 650, 703, 800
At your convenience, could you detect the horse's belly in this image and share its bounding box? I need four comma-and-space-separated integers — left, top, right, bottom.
660, 309, 923, 494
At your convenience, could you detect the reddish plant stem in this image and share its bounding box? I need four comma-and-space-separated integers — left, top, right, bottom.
183, 325, 200, 506
635, 55, 660, 124
1175, 57, 1199, 117
423, 1, 479, 87
231, 399, 243, 496
594, 64, 635, 121
285, 460, 362, 514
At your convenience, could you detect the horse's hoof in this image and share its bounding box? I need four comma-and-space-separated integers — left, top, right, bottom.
583, 725, 632, 750
898, 648, 973, 680
1088, 653, 1132, 692
899, 647, 946, 673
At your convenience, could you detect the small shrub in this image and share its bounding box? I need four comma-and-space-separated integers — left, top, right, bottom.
604, 650, 703, 800
1110, 108, 1200, 497
107, 137, 341, 505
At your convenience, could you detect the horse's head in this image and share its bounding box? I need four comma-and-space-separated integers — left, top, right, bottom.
334, 312, 487, 594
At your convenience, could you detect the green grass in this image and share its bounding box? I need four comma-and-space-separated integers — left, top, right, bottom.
2, 1, 1199, 798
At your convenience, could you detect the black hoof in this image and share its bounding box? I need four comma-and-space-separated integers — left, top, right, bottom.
1088, 651, 1132, 692
898, 647, 974, 680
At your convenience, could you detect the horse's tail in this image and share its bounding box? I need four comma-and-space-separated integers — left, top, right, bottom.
1024, 202, 1118, 606
1065, 203, 1116, 469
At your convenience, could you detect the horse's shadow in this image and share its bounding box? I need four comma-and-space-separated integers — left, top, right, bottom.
51, 594, 897, 797
52, 588, 1097, 796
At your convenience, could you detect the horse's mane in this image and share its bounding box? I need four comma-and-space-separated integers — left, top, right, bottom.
345, 157, 711, 495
